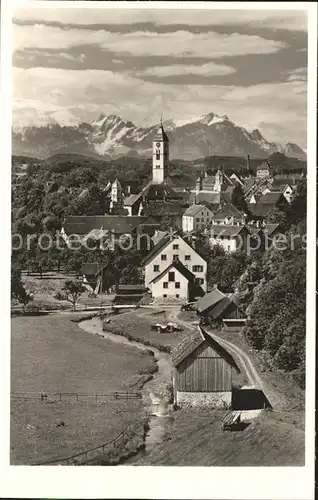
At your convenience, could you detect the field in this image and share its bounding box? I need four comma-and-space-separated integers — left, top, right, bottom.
132, 408, 305, 466
104, 308, 188, 351
10, 313, 156, 464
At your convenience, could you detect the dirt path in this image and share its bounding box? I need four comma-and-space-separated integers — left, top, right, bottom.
167, 306, 279, 408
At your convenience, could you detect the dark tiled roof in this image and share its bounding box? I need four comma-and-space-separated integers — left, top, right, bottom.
195, 287, 225, 314
209, 224, 247, 237
149, 259, 196, 284
248, 203, 275, 218
143, 201, 188, 217
196, 191, 231, 205
208, 296, 232, 319
213, 202, 245, 220
142, 234, 172, 265
259, 192, 286, 204
63, 215, 157, 236
183, 204, 208, 217
116, 285, 147, 292
263, 223, 281, 236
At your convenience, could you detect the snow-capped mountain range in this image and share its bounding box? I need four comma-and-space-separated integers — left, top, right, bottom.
12, 112, 306, 161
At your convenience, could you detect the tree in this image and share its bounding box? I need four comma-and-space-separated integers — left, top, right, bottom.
231, 184, 249, 215
11, 267, 34, 312
55, 280, 86, 311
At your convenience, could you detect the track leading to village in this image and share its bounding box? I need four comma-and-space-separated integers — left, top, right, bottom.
166, 306, 278, 409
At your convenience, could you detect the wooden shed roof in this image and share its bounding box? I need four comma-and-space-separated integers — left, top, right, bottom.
171, 327, 240, 373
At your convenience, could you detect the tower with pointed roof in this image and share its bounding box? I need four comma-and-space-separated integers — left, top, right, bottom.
152, 117, 169, 184
110, 178, 122, 210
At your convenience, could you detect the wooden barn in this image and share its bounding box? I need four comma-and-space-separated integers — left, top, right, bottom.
196, 287, 247, 331
172, 327, 240, 408
113, 284, 147, 305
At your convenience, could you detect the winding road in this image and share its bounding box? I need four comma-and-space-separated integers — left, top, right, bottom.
166, 306, 278, 409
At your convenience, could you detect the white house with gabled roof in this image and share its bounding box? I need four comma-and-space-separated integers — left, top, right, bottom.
182, 204, 214, 233
143, 233, 207, 293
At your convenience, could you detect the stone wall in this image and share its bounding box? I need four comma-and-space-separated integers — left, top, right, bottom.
176, 390, 232, 409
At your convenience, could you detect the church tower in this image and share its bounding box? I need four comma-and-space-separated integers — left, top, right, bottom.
214, 168, 225, 193
110, 178, 122, 210
152, 118, 169, 184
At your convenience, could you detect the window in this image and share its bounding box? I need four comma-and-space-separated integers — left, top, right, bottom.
196, 218, 200, 222
173, 254, 179, 261
163, 282, 168, 289
156, 165, 160, 169
185, 255, 191, 261
168, 272, 175, 282
161, 254, 167, 261
220, 235, 224, 240
163, 294, 167, 298
153, 265, 160, 272
173, 244, 179, 250
192, 265, 203, 273
175, 282, 180, 289
156, 151, 160, 160
227, 246, 231, 251
176, 294, 179, 298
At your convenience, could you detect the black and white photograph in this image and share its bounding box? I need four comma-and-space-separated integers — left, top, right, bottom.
0, 1, 316, 499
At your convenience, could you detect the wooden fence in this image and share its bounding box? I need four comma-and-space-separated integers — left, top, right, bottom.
11, 391, 142, 403
34, 424, 138, 466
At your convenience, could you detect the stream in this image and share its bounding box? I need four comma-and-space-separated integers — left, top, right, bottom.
78, 316, 174, 464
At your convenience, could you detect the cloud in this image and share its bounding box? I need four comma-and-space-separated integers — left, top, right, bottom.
13, 24, 287, 58
287, 67, 307, 82
14, 8, 307, 31
12, 66, 307, 147
136, 62, 235, 78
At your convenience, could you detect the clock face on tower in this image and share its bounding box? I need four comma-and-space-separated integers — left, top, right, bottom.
156, 142, 161, 147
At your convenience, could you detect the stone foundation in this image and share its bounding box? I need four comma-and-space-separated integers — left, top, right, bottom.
176, 391, 232, 409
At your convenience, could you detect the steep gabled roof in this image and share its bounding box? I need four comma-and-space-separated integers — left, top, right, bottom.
123, 193, 142, 206
263, 223, 281, 236
213, 202, 245, 220
149, 259, 196, 285
248, 203, 275, 218
183, 204, 208, 217
154, 124, 169, 142
259, 192, 286, 204
171, 326, 240, 372
195, 287, 225, 314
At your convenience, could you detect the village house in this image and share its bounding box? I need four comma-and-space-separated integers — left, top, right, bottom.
196, 287, 247, 331
182, 204, 214, 233
61, 215, 159, 250
149, 259, 198, 301
211, 202, 246, 226
209, 224, 249, 253
143, 233, 207, 294
171, 326, 240, 408
247, 192, 288, 224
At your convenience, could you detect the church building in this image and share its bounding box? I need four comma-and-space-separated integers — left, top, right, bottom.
123, 120, 188, 225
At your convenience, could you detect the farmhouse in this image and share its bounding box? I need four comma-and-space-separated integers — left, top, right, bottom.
113, 285, 147, 305
182, 204, 214, 233
61, 215, 159, 249
149, 259, 197, 301
211, 202, 246, 226
143, 233, 207, 292
209, 224, 249, 253
172, 327, 240, 408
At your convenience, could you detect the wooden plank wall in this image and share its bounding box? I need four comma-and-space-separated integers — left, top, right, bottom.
176, 342, 232, 392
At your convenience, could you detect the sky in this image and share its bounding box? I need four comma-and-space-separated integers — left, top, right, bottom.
12, 6, 308, 148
